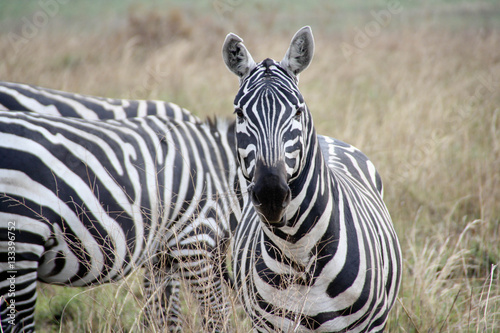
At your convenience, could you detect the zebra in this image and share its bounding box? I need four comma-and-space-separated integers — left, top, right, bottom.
0, 80, 198, 122
222, 26, 402, 332
0, 81, 239, 332
0, 80, 364, 332
0, 108, 244, 332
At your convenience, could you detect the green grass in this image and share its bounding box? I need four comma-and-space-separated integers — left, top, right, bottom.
1, 1, 499, 332
35, 273, 143, 332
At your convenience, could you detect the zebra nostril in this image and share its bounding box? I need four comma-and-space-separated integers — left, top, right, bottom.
282, 189, 291, 208
251, 187, 262, 207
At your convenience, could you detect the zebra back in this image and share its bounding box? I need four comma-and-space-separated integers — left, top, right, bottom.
318, 135, 384, 197
0, 81, 198, 122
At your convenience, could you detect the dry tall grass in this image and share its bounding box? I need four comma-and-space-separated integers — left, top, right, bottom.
0, 2, 499, 332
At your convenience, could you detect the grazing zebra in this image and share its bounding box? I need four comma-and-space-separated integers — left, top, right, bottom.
0, 109, 243, 332
0, 81, 198, 122
222, 26, 402, 332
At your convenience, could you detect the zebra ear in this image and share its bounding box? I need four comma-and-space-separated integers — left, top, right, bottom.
222, 33, 256, 81
281, 26, 314, 78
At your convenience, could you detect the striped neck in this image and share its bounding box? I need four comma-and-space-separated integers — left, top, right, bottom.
260, 131, 337, 264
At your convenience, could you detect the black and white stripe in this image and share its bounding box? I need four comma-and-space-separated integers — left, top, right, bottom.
0, 81, 198, 122
0, 108, 242, 332
0, 80, 356, 332
223, 26, 401, 332
0, 81, 234, 332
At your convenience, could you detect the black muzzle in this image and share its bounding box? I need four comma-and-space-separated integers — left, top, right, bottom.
249, 160, 291, 226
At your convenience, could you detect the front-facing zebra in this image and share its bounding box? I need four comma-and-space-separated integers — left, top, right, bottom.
0, 109, 242, 332
223, 27, 402, 332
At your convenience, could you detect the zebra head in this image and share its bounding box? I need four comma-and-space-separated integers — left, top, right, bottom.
223, 26, 315, 227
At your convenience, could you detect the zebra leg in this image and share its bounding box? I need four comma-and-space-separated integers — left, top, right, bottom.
177, 247, 231, 333
0, 277, 38, 333
143, 255, 182, 332
195, 267, 231, 333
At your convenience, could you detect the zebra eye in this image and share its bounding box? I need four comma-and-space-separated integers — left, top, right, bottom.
234, 108, 244, 120
294, 106, 304, 119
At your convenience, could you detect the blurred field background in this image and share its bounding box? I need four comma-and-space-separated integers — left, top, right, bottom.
1, 0, 499, 331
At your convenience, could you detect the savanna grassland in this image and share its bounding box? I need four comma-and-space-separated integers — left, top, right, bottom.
0, 0, 499, 332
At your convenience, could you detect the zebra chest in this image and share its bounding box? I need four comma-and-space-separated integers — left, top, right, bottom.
235, 220, 327, 296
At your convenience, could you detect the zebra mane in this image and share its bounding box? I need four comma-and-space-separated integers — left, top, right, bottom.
204, 115, 236, 132
263, 58, 276, 75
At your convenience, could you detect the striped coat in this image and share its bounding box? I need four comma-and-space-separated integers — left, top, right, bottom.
223, 26, 402, 332
0, 109, 242, 332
